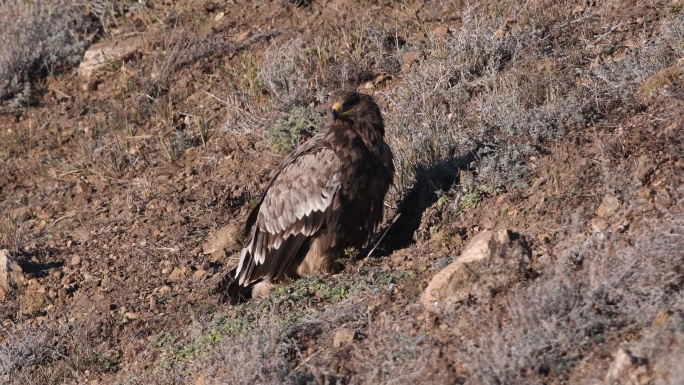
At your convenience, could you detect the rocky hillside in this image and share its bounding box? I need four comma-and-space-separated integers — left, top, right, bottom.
0, 0, 682, 384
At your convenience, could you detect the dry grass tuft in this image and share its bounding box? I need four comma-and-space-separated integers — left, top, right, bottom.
258, 26, 402, 108
384, 9, 581, 198
451, 203, 684, 384
0, 0, 92, 107
590, 20, 683, 113
1, 320, 119, 384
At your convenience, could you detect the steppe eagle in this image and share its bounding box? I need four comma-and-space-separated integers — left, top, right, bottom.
227, 90, 394, 304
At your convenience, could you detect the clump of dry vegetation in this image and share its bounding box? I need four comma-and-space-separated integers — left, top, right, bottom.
258, 26, 401, 108
454, 210, 684, 383
386, 8, 587, 199
0, 0, 92, 107
0, 320, 119, 384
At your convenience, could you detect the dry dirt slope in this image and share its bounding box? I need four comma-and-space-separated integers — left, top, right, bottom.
0, 0, 683, 384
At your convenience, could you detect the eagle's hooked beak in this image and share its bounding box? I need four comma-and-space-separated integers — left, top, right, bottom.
331, 102, 343, 120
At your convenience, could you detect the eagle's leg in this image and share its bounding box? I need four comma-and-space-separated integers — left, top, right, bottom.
251, 281, 274, 298
294, 237, 344, 276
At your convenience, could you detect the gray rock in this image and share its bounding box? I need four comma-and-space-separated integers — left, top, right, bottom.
202, 224, 239, 256
78, 36, 144, 79
333, 327, 357, 348
604, 348, 649, 385
0, 249, 24, 301
420, 229, 530, 314
597, 194, 621, 218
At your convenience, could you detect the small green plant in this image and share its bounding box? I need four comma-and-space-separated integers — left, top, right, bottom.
149, 332, 174, 349
453, 184, 502, 213
97, 358, 119, 372
344, 247, 360, 258
601, 44, 624, 55
265, 106, 325, 154
249, 195, 261, 207
205, 328, 221, 345
478, 184, 501, 195
104, 58, 120, 71
214, 314, 257, 338
435, 189, 450, 206
455, 187, 481, 213
272, 275, 349, 304
431, 256, 455, 272
173, 344, 198, 360
198, 116, 208, 146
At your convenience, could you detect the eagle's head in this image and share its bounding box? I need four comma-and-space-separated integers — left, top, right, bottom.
328, 90, 384, 135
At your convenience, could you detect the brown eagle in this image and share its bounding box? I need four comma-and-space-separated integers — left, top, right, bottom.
227, 90, 394, 303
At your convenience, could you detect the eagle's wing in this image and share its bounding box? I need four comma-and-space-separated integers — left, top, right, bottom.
235, 138, 340, 286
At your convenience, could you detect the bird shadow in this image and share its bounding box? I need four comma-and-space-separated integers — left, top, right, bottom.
374, 148, 481, 256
